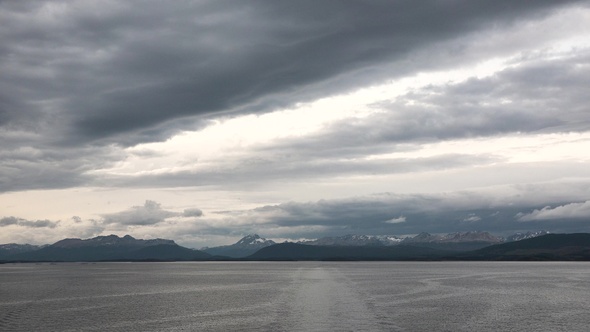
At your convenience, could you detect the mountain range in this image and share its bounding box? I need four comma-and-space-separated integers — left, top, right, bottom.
300, 234, 403, 247
1, 235, 210, 262
202, 231, 533, 258
247, 234, 590, 261
1, 231, 587, 262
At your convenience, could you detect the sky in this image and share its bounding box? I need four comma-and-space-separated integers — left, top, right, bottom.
1, 0, 590, 247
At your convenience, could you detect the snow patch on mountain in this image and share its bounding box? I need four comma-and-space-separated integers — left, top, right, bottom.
302, 234, 404, 246
505, 230, 551, 242
235, 234, 276, 247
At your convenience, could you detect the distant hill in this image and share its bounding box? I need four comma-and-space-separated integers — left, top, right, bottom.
51, 234, 175, 248
202, 234, 275, 258
5, 235, 211, 262
247, 243, 451, 261
459, 233, 590, 261
0, 243, 43, 260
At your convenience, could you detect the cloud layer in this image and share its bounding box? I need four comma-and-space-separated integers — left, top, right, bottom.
0, 217, 59, 229
1, 1, 589, 246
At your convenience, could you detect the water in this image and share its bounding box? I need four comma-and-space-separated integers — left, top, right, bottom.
1, 262, 589, 331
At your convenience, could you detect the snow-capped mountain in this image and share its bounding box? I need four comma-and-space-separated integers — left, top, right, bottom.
375, 235, 405, 245
402, 232, 442, 243
301, 234, 404, 246
403, 231, 503, 244
505, 230, 551, 242
202, 234, 276, 258
399, 231, 504, 251
300, 232, 503, 248
234, 234, 276, 248
440, 231, 503, 243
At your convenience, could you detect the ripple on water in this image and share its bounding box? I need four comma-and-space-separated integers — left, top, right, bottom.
1, 262, 589, 331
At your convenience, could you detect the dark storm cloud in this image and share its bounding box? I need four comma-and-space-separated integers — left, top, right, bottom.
243, 194, 498, 235
0, 216, 59, 228
1, 0, 582, 145
0, 145, 122, 192
213, 184, 590, 238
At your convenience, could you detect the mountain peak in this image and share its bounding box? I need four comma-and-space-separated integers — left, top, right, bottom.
201, 234, 276, 258
414, 232, 434, 239
237, 234, 260, 244
236, 234, 274, 246
404, 232, 440, 243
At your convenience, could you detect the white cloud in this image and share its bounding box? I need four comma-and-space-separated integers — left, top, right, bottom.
183, 208, 203, 217
384, 216, 406, 224
101, 200, 179, 226
462, 215, 482, 222
517, 201, 590, 221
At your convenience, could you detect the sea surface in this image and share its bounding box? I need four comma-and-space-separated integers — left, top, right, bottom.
1, 262, 589, 331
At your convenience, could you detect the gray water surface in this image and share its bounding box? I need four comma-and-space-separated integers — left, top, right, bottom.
1, 262, 589, 331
